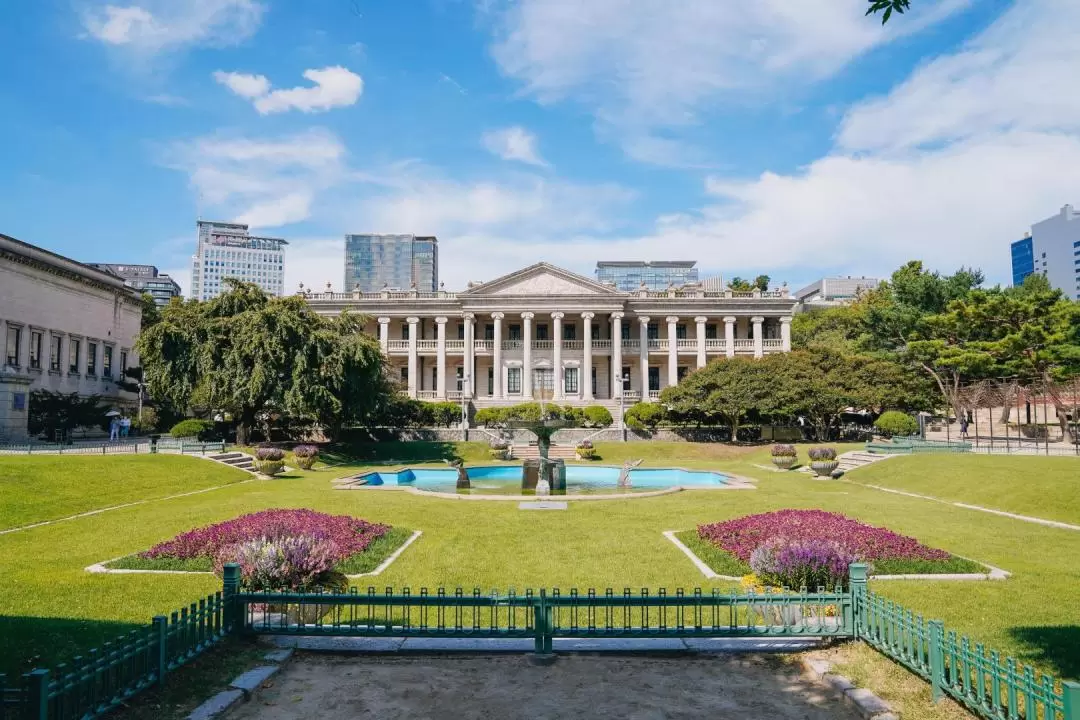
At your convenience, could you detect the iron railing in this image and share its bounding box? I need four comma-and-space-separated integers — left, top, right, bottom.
0, 439, 224, 456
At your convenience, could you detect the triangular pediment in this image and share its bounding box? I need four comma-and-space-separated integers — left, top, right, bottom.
460, 262, 625, 297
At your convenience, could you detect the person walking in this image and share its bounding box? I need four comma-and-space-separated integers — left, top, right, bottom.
109, 417, 119, 441
959, 415, 969, 440
120, 416, 131, 438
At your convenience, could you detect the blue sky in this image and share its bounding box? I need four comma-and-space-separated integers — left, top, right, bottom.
2, 0, 1079, 295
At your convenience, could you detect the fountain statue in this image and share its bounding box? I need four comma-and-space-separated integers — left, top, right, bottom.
618, 459, 644, 489
507, 389, 570, 494
444, 459, 470, 490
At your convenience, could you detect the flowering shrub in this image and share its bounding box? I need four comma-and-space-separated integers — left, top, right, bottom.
771, 444, 796, 457
808, 447, 836, 461
255, 447, 286, 461
576, 440, 597, 459
489, 439, 510, 450
292, 445, 319, 470
749, 537, 857, 589
698, 509, 950, 564
577, 440, 593, 449
212, 535, 345, 591
143, 509, 389, 563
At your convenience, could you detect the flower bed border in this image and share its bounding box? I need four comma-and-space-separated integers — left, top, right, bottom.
663, 530, 1010, 582
86, 530, 422, 579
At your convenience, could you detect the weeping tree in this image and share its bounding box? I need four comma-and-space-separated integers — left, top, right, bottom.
137, 280, 393, 444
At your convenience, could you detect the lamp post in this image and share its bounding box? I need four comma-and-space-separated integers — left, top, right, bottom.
460, 373, 471, 430
619, 372, 630, 441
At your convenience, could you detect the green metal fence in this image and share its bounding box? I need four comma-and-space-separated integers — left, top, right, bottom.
0, 439, 224, 457
2, 564, 1078, 720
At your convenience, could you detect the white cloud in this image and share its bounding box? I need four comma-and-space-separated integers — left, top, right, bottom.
482, 126, 549, 166
484, 0, 968, 133
214, 66, 364, 114
164, 129, 346, 229
82, 0, 263, 54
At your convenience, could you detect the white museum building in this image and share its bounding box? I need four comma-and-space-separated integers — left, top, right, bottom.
302, 263, 797, 407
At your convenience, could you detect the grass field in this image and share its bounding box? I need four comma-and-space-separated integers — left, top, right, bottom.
1, 444, 1078, 718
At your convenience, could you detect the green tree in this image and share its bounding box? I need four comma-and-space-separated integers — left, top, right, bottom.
661, 357, 767, 440
866, 0, 910, 24
753, 274, 770, 292
139, 293, 162, 330
136, 280, 392, 444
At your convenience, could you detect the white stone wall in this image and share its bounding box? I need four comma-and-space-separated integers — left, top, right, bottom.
0, 256, 141, 403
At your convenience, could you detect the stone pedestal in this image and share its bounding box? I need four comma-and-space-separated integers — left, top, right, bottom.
522, 459, 540, 490
548, 459, 566, 492
0, 370, 33, 441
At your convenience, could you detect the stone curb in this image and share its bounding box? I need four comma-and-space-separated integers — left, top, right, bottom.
800, 657, 896, 720
185, 649, 294, 720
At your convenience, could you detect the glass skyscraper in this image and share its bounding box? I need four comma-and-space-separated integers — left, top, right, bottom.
1010, 236, 1034, 287
344, 234, 439, 292
595, 261, 699, 291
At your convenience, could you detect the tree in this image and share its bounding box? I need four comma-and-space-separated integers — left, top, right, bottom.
727, 277, 753, 292
139, 293, 161, 330
753, 274, 770, 292
136, 280, 392, 444
866, 0, 910, 24
28, 391, 108, 439
661, 357, 767, 440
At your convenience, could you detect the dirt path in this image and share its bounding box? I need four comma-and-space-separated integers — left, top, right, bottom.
229, 653, 859, 720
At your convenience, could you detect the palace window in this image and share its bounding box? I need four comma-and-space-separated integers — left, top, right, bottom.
5, 325, 21, 367
50, 336, 62, 371
563, 324, 576, 341
564, 367, 579, 394
507, 367, 522, 394
29, 330, 42, 369
536, 324, 549, 341
87, 342, 98, 376
103, 346, 113, 378
69, 339, 81, 374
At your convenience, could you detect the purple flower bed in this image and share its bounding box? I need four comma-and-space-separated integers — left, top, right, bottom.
698, 509, 950, 563
142, 509, 390, 564
750, 537, 857, 590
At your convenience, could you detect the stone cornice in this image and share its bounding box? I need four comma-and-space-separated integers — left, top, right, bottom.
1, 237, 142, 308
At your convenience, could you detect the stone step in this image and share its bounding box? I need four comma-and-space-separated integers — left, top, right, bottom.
210, 453, 245, 461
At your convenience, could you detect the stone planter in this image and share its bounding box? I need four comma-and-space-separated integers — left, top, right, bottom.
771, 456, 797, 470
254, 459, 285, 477
293, 456, 316, 471
488, 449, 510, 460
810, 460, 839, 478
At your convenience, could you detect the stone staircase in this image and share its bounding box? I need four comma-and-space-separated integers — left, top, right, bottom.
512, 445, 578, 460
208, 451, 258, 474
835, 450, 891, 474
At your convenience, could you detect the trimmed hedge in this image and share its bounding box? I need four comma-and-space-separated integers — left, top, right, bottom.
474, 403, 614, 428
169, 419, 214, 438
874, 411, 918, 438
623, 402, 666, 431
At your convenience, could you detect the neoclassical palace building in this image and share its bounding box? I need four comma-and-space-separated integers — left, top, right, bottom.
302, 263, 797, 407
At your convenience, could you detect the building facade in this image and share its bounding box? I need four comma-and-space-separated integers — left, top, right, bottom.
1, 234, 142, 440
190, 221, 287, 301
303, 263, 796, 407
595, 261, 699, 291
90, 264, 182, 306
1013, 205, 1080, 299
794, 276, 881, 308
344, 234, 439, 292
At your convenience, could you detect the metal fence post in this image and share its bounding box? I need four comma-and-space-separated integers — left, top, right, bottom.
222, 564, 242, 634
928, 620, 946, 702
153, 615, 168, 688
27, 668, 49, 720
1063, 682, 1080, 720
534, 591, 547, 655
847, 563, 868, 639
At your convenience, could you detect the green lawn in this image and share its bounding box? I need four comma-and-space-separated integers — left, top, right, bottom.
1, 443, 1078, 703
846, 454, 1080, 525
0, 455, 249, 530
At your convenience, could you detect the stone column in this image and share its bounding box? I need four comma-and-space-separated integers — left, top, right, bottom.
492, 312, 504, 399
695, 316, 707, 369
611, 312, 623, 398
581, 312, 594, 401
406, 316, 419, 398
435, 316, 448, 399
724, 316, 736, 359
463, 313, 475, 398
638, 316, 650, 399
666, 316, 679, 389
551, 312, 564, 399
752, 316, 764, 359
522, 312, 534, 398
780, 316, 793, 352
378, 317, 390, 354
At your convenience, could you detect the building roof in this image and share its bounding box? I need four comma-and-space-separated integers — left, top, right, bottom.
595, 260, 697, 268
0, 233, 142, 299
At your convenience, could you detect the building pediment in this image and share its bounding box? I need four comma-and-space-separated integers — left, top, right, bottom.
459, 262, 624, 297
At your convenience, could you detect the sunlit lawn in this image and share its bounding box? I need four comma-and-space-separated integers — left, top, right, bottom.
2, 444, 1078, 701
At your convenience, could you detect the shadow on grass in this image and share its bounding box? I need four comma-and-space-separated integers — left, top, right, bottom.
1008, 626, 1080, 680
0, 615, 145, 678
320, 441, 468, 467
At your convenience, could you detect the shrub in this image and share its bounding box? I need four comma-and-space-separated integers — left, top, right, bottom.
169, 418, 213, 438
749, 537, 857, 590
130, 407, 160, 435
698, 509, 949, 564
583, 406, 614, 428
474, 407, 506, 427
770, 444, 796, 457
142, 508, 389, 561
874, 411, 918, 438
255, 446, 286, 461
808, 447, 836, 461
427, 401, 461, 427
212, 535, 348, 592
292, 444, 319, 470
624, 402, 665, 431
576, 439, 597, 459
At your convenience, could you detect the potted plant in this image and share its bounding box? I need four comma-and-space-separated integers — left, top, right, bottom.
488, 439, 511, 460
253, 446, 286, 476
292, 444, 319, 470
575, 440, 596, 460
770, 444, 797, 470
808, 447, 839, 477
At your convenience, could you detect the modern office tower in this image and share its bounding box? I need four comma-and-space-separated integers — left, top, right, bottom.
1012, 204, 1080, 299
190, 221, 287, 301
595, 261, 699, 291
89, 264, 182, 306
343, 234, 438, 292
794, 276, 882, 307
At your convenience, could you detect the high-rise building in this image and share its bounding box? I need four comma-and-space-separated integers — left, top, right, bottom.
89, 264, 181, 306
343, 234, 438, 292
595, 261, 699, 291
794, 276, 881, 308
190, 221, 287, 301
1012, 205, 1080, 299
